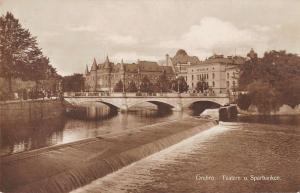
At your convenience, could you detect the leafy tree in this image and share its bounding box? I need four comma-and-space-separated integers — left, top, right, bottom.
239, 50, 300, 113
156, 70, 170, 93
0, 12, 55, 95
140, 76, 153, 93
237, 93, 252, 110
171, 76, 188, 93
62, 73, 84, 92
127, 81, 137, 92
113, 80, 123, 92
195, 79, 209, 93
247, 81, 281, 114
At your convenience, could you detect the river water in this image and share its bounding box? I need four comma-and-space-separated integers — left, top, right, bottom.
71, 115, 300, 193
1, 105, 300, 192
1, 106, 188, 156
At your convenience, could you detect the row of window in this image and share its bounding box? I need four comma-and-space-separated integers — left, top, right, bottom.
191, 67, 214, 72
191, 73, 215, 81
191, 81, 216, 88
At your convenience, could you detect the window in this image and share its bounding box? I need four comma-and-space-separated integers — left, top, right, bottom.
212, 81, 215, 87
233, 81, 236, 87
192, 75, 194, 80
226, 81, 229, 87
227, 73, 229, 79
212, 73, 215, 79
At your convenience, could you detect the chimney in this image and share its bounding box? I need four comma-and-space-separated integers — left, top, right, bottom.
166, 54, 169, 66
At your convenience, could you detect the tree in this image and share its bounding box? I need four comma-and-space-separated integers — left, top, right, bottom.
127, 81, 137, 92
156, 71, 170, 93
171, 76, 188, 93
237, 93, 252, 110
239, 50, 300, 113
62, 73, 84, 92
113, 80, 123, 92
0, 12, 55, 95
195, 79, 209, 93
140, 76, 153, 93
247, 81, 281, 114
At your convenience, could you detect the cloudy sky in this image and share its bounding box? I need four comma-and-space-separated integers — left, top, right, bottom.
1, 0, 300, 75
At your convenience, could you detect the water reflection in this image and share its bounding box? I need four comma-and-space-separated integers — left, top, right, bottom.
237, 114, 300, 125
1, 107, 185, 156
2, 102, 299, 157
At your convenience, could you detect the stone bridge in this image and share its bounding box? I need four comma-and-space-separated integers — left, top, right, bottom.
64, 92, 230, 112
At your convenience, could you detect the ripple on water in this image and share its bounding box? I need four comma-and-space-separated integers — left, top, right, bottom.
72, 123, 300, 193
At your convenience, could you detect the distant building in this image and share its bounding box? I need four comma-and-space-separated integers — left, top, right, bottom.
84, 56, 175, 92
165, 49, 201, 80
186, 54, 246, 94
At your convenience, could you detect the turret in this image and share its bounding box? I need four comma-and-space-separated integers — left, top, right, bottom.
85, 64, 89, 75
120, 59, 125, 72
103, 55, 113, 69
91, 58, 97, 71
247, 48, 258, 60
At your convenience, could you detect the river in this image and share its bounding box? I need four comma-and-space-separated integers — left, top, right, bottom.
1, 105, 300, 192
1, 105, 188, 156
70, 114, 300, 193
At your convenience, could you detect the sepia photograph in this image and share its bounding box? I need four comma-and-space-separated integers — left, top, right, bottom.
0, 0, 299, 192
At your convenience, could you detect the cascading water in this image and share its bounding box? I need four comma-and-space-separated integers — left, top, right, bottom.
1, 117, 216, 193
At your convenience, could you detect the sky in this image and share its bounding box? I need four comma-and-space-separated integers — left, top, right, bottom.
1, 0, 300, 75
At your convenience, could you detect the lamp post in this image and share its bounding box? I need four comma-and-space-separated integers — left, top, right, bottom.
123, 66, 126, 96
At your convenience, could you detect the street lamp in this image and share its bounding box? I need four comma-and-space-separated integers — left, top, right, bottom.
123, 66, 126, 96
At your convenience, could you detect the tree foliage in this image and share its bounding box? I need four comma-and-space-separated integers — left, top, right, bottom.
237, 93, 252, 110
239, 50, 300, 113
140, 76, 153, 93
113, 80, 123, 92
62, 73, 84, 92
195, 80, 209, 93
127, 81, 137, 92
171, 76, 188, 93
0, 12, 57, 94
155, 71, 170, 93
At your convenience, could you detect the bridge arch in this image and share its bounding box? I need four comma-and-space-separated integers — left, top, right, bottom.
183, 100, 223, 108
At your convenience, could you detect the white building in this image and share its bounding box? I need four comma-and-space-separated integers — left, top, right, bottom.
187, 54, 245, 95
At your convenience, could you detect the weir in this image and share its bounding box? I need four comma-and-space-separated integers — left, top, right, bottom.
1, 117, 216, 193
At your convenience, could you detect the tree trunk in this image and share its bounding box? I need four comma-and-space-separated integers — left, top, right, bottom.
8, 76, 12, 96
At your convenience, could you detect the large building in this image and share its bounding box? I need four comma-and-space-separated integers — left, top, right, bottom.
186, 54, 246, 95
84, 56, 175, 92
165, 49, 201, 80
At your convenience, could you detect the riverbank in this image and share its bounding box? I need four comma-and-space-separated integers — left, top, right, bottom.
238, 104, 300, 115
0, 98, 64, 127
1, 117, 216, 193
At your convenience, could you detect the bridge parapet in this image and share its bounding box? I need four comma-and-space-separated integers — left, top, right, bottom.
64, 92, 228, 98
64, 92, 230, 112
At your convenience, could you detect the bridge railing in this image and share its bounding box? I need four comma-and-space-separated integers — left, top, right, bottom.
64, 92, 228, 98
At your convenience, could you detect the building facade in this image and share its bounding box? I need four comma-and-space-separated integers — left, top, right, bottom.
186, 54, 246, 94
84, 56, 175, 92
165, 49, 201, 80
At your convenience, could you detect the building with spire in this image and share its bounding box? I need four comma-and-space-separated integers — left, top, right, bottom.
84, 56, 175, 92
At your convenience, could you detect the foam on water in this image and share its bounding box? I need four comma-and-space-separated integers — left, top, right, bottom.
71, 124, 231, 193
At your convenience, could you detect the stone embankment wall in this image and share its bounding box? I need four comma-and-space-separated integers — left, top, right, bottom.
0, 99, 64, 126
239, 104, 300, 115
